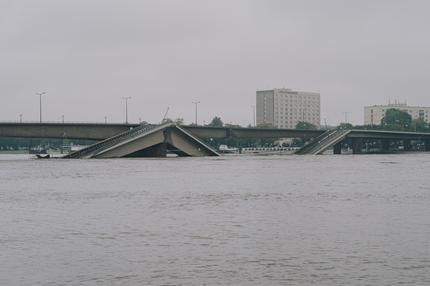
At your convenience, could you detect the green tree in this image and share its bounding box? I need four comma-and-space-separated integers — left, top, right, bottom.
256, 122, 273, 128
224, 123, 241, 128
410, 118, 428, 132
337, 122, 353, 130
381, 109, 412, 130
208, 116, 224, 127
161, 118, 183, 125
295, 121, 317, 130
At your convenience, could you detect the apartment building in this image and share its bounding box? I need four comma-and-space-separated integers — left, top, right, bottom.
256, 88, 320, 129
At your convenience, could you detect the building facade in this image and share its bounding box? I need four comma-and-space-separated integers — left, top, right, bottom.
364, 102, 430, 125
256, 88, 320, 129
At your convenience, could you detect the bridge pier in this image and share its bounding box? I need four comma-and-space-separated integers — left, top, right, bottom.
352, 138, 363, 154
425, 140, 430, 151
403, 139, 412, 151
333, 142, 342, 155
381, 139, 390, 152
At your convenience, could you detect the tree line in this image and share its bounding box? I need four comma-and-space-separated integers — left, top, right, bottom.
1, 108, 428, 150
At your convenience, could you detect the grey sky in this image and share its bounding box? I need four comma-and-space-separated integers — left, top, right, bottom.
1, 0, 430, 126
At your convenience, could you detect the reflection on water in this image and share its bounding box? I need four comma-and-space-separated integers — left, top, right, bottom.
1, 154, 430, 285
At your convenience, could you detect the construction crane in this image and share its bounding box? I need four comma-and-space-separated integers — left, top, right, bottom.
162, 107, 170, 123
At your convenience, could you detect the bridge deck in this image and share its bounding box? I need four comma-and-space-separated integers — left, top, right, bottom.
0, 122, 429, 143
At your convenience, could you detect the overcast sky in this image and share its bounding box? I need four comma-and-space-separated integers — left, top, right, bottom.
1, 0, 430, 126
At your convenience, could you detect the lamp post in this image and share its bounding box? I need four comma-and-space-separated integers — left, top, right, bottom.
122, 96, 132, 124
62, 115, 64, 123
19, 114, 23, 123
36, 92, 46, 123
251, 105, 256, 127
192, 101, 200, 126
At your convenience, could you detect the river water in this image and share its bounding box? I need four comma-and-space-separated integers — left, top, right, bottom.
1, 154, 430, 285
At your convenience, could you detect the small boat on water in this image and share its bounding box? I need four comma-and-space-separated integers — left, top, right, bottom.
218, 144, 240, 154
35, 154, 51, 159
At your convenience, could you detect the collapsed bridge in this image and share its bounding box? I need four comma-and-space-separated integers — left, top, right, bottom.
62, 123, 219, 158
0, 122, 429, 157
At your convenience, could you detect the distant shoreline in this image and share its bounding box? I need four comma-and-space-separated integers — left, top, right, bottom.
0, 150, 28, 154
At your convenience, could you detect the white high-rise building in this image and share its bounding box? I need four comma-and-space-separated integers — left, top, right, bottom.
256, 88, 320, 129
364, 102, 430, 125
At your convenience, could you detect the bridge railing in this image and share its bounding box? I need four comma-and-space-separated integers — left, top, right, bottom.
0, 120, 139, 125
297, 129, 351, 155
65, 124, 148, 158
308, 129, 351, 154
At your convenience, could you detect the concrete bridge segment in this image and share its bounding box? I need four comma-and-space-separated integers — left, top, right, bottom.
63, 123, 219, 158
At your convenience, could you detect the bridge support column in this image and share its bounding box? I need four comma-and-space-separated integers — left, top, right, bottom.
352, 138, 363, 154
381, 139, 390, 152
403, 139, 412, 151
333, 142, 342, 155
425, 140, 430, 151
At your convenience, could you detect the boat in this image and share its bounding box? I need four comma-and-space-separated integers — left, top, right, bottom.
218, 144, 239, 154
35, 154, 51, 159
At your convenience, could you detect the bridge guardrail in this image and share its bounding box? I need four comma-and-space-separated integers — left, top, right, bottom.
64, 124, 148, 158
297, 129, 352, 155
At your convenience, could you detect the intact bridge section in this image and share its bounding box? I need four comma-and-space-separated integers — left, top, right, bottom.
296, 129, 430, 154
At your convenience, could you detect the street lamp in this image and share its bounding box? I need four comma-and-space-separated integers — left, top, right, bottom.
192, 101, 200, 125
122, 96, 132, 124
19, 114, 23, 123
251, 105, 256, 127
36, 91, 46, 123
